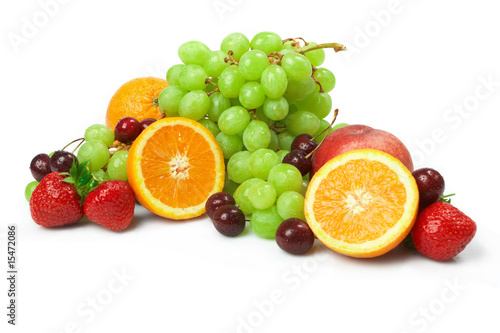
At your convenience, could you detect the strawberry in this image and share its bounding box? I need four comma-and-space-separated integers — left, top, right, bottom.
411, 202, 477, 261
30, 172, 84, 227
83, 180, 135, 231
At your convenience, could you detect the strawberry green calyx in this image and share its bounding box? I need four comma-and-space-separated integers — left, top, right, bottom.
61, 161, 102, 203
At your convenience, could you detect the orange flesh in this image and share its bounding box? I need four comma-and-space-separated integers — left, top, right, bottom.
140, 124, 216, 209
313, 159, 406, 244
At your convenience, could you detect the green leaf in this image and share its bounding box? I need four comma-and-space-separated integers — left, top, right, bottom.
70, 160, 79, 180
76, 174, 92, 187
88, 179, 98, 189
62, 177, 75, 184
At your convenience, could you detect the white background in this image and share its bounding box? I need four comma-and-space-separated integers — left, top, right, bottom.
1, 0, 499, 332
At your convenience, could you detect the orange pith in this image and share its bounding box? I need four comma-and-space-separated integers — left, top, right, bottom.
127, 117, 225, 220
305, 149, 418, 258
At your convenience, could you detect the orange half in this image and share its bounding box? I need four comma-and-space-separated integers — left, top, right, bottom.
305, 149, 419, 258
127, 117, 225, 220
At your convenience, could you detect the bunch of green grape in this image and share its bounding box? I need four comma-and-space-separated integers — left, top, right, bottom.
78, 124, 129, 182
159, 31, 342, 238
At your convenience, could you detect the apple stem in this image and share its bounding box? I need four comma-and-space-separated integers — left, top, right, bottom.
307, 109, 339, 159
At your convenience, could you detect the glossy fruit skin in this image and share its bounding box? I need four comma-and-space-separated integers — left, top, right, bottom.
114, 117, 141, 144
411, 202, 476, 261
276, 218, 315, 255
291, 134, 318, 155
311, 125, 414, 176
282, 150, 312, 176
412, 168, 445, 210
212, 204, 246, 237
84, 180, 136, 231
205, 192, 236, 219
30, 172, 84, 227
30, 153, 51, 181
105, 77, 167, 130
139, 118, 156, 132
50, 150, 78, 173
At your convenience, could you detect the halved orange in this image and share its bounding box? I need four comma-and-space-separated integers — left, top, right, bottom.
305, 149, 419, 258
127, 117, 225, 220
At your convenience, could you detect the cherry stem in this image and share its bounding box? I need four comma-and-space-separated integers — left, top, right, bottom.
307, 109, 339, 159
297, 42, 346, 54
62, 137, 85, 151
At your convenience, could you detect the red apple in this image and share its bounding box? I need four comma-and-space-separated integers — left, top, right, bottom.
311, 124, 414, 175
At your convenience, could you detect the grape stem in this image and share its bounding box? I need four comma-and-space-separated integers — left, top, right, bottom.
224, 51, 239, 65
282, 37, 309, 47
311, 67, 324, 93
307, 109, 339, 159
296, 43, 346, 54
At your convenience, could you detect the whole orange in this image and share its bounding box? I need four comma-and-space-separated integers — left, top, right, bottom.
105, 77, 168, 130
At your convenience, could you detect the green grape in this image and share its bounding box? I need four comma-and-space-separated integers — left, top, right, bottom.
276, 149, 289, 162
296, 92, 332, 118
166, 64, 185, 86
242, 120, 271, 152
107, 150, 129, 181
199, 119, 220, 137
314, 119, 334, 142
284, 77, 316, 102
208, 92, 231, 122
227, 151, 252, 184
204, 50, 229, 77
255, 107, 273, 127
249, 148, 279, 180
178, 41, 210, 66
302, 42, 325, 67
313, 68, 336, 92
25, 181, 39, 201
333, 122, 349, 130
216, 132, 243, 159
223, 177, 239, 196
277, 132, 295, 150
77, 140, 110, 171
260, 65, 288, 99
267, 130, 279, 151
238, 50, 269, 80
248, 181, 277, 210
300, 179, 309, 196
92, 169, 110, 183
218, 106, 251, 135
250, 204, 283, 239
263, 97, 289, 121
178, 65, 208, 91
239, 82, 265, 109
251, 31, 282, 54
281, 52, 312, 81
285, 111, 320, 136
288, 103, 298, 114
84, 124, 114, 146
178, 90, 210, 121
234, 178, 262, 215
219, 66, 246, 98
158, 86, 187, 117
267, 163, 303, 196
276, 191, 305, 220
282, 41, 299, 50
230, 98, 243, 107
205, 79, 218, 93
221, 32, 250, 61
